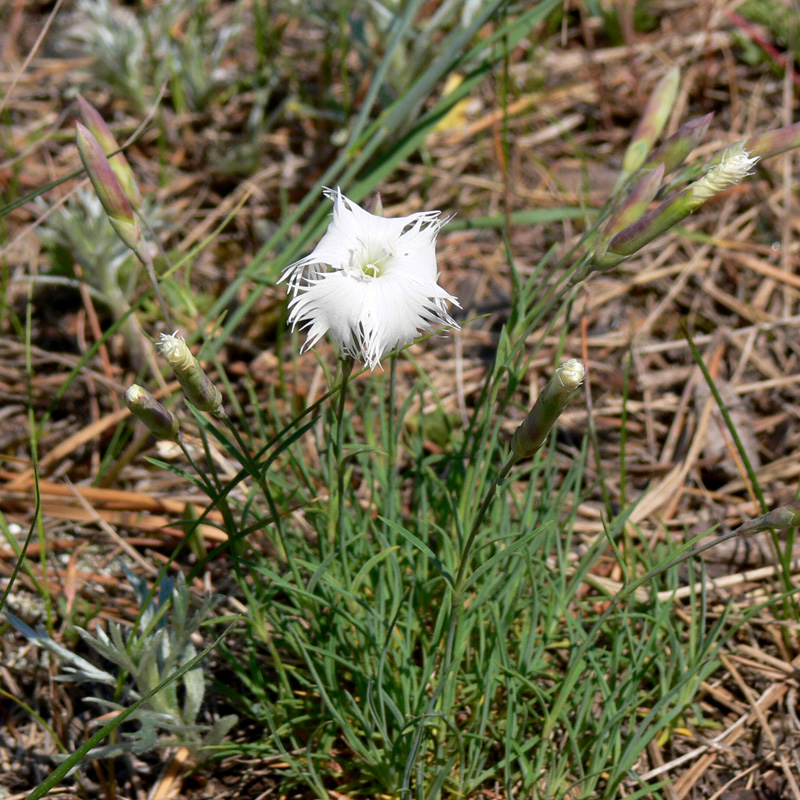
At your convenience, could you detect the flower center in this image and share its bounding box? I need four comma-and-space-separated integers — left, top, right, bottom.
345, 242, 391, 281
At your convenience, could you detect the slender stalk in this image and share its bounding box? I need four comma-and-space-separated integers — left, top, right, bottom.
328, 357, 355, 570
455, 453, 517, 587
137, 209, 176, 287
135, 243, 173, 330
384, 356, 398, 530
220, 413, 304, 590
177, 433, 244, 583
177, 435, 206, 481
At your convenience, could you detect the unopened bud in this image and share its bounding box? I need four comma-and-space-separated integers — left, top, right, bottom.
643, 112, 714, 175
77, 95, 142, 208
602, 147, 759, 265
603, 187, 695, 260
620, 67, 680, 179
125, 384, 180, 441
600, 164, 664, 246
735, 501, 800, 537
744, 121, 800, 161
158, 331, 224, 417
76, 122, 142, 253
365, 192, 383, 216
511, 360, 585, 460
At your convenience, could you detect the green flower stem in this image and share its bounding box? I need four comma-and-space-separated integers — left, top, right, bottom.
135, 244, 173, 330
411, 358, 583, 783
177, 434, 244, 578
137, 208, 173, 273
177, 435, 209, 488
455, 453, 517, 588
384, 356, 399, 530
220, 412, 304, 590
328, 357, 355, 571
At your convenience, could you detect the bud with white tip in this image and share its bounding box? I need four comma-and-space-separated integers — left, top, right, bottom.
689, 146, 760, 206
158, 331, 224, 417
511, 359, 585, 460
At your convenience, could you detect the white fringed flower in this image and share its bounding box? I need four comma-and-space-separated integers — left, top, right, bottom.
280, 188, 459, 369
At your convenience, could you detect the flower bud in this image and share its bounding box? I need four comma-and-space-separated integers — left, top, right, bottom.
643, 112, 714, 175
511, 360, 585, 460
76, 122, 142, 254
158, 332, 224, 417
735, 501, 800, 537
77, 94, 142, 209
600, 164, 664, 247
620, 67, 680, 179
744, 121, 800, 161
125, 384, 180, 441
364, 192, 383, 216
600, 147, 758, 266
601, 187, 695, 262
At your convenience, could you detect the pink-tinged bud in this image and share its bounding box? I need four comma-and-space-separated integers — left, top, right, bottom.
620, 67, 680, 178
603, 188, 695, 260
511, 360, 585, 460
77, 95, 142, 209
364, 192, 383, 216
744, 121, 800, 161
600, 164, 664, 244
125, 384, 180, 441
643, 112, 714, 174
76, 122, 142, 253
158, 331, 224, 417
